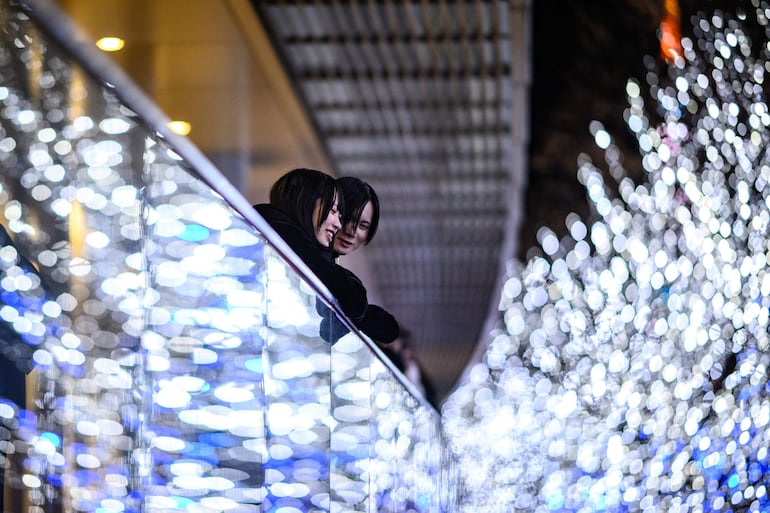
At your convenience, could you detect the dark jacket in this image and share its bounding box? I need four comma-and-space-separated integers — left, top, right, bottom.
317, 299, 399, 345
323, 254, 399, 345
255, 203, 368, 320
254, 204, 398, 344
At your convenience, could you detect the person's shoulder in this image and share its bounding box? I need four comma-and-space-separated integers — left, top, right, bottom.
319, 246, 336, 262
254, 204, 297, 232
255, 203, 323, 259
254, 203, 282, 221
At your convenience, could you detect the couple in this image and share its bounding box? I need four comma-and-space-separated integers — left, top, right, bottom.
254, 168, 398, 345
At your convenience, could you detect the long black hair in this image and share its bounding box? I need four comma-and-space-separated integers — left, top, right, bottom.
337, 176, 380, 245
270, 168, 343, 243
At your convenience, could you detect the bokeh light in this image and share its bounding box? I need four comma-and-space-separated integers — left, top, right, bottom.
444, 2, 770, 512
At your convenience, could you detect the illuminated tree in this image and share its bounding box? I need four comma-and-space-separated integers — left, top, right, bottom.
444, 3, 770, 511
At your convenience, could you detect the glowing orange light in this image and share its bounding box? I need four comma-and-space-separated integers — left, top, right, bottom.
660, 0, 682, 63
167, 120, 191, 136
96, 37, 125, 52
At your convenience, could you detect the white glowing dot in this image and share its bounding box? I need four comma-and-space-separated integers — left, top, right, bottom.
155, 388, 191, 409
172, 375, 207, 392
199, 497, 238, 511
111, 185, 138, 208
22, 475, 41, 488
73, 116, 94, 132
75, 420, 99, 438
205, 476, 236, 491
221, 228, 261, 246
53, 140, 71, 155
68, 257, 92, 277
51, 198, 72, 216
192, 204, 233, 230
37, 127, 56, 142
31, 184, 52, 201
153, 436, 187, 452
76, 453, 102, 469
594, 129, 611, 149
99, 499, 125, 512
169, 460, 206, 477
0, 403, 16, 419
86, 231, 110, 249
99, 117, 131, 134
192, 348, 218, 365
17, 110, 36, 124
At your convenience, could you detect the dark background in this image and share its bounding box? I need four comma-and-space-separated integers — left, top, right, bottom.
523, 0, 663, 259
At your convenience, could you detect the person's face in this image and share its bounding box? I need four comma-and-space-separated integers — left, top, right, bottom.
312, 196, 341, 247
333, 201, 373, 255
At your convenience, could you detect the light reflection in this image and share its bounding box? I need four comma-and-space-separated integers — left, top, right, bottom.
0, 2, 444, 512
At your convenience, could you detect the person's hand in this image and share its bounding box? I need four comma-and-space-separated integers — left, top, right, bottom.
316, 297, 350, 343
319, 313, 350, 344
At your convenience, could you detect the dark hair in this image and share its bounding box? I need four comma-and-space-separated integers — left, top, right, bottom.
337, 176, 380, 245
270, 168, 343, 243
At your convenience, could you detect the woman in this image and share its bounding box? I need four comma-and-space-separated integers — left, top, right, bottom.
323, 176, 399, 344
254, 169, 398, 344
332, 176, 379, 257
254, 168, 367, 323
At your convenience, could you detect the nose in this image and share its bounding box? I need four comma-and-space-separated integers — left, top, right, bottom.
331, 214, 341, 231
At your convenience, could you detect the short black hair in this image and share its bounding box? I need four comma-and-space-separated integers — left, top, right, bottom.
337, 176, 380, 245
270, 168, 343, 243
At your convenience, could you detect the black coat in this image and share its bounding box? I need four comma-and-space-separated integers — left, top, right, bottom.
255, 204, 399, 344
255, 204, 367, 321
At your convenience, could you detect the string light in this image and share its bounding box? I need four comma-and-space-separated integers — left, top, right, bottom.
445, 2, 770, 511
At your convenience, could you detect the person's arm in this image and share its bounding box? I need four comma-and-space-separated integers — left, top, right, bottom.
312, 262, 368, 322
317, 301, 399, 345
354, 304, 399, 344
